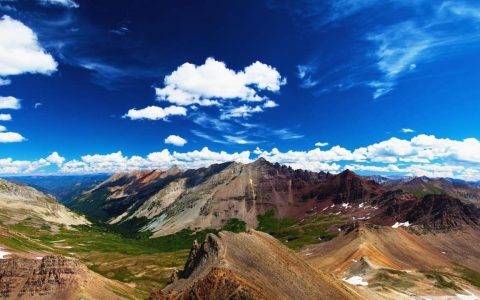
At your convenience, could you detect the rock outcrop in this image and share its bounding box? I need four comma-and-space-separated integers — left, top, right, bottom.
0, 255, 132, 299
152, 230, 363, 300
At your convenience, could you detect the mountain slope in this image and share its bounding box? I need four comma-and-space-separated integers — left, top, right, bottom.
370, 192, 480, 230
71, 160, 480, 237
153, 230, 368, 299
0, 178, 89, 226
6, 174, 109, 205
302, 224, 480, 298
383, 176, 480, 207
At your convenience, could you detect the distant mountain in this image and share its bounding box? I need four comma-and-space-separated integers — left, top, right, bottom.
0, 178, 89, 226
370, 191, 480, 230
381, 176, 480, 206
71, 159, 480, 237
5, 174, 109, 205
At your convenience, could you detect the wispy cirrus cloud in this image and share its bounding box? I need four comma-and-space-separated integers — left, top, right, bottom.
38, 0, 79, 8
276, 1, 480, 99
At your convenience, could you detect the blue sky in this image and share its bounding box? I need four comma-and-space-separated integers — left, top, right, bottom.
1, 0, 480, 179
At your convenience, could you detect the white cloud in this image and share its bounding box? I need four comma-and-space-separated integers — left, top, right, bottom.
60, 147, 252, 174
0, 96, 20, 109
315, 142, 329, 147
46, 151, 65, 165
0, 16, 57, 77
0, 151, 64, 174
440, 1, 480, 20
223, 135, 256, 145
38, 0, 79, 8
123, 105, 187, 121
401, 128, 415, 133
297, 64, 318, 88
0, 78, 10, 86
256, 146, 362, 172
273, 128, 304, 140
263, 100, 278, 108
0, 126, 21, 143
0, 131, 25, 143
2, 132, 480, 180
368, 22, 432, 98
221, 105, 263, 119
164, 135, 187, 146
155, 57, 285, 106
0, 113, 12, 121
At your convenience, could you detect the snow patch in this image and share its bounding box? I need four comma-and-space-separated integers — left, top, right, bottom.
392, 221, 411, 228
358, 203, 364, 208
0, 249, 10, 259
341, 203, 351, 209
456, 290, 478, 300
343, 276, 368, 286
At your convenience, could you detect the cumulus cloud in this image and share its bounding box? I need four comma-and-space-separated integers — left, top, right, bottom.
263, 100, 278, 108
0, 78, 10, 86
38, 0, 79, 8
155, 58, 285, 107
0, 96, 20, 109
164, 135, 187, 146
0, 151, 63, 174
0, 113, 12, 121
59, 148, 252, 174
0, 16, 57, 77
46, 151, 65, 165
3, 133, 480, 180
0, 126, 24, 143
123, 105, 186, 121
0, 131, 25, 143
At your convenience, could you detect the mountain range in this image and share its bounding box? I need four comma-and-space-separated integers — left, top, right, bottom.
0, 159, 479, 299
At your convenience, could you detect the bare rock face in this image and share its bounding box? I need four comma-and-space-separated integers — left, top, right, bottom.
0, 255, 131, 299
152, 230, 362, 300
371, 192, 480, 230
382, 176, 480, 207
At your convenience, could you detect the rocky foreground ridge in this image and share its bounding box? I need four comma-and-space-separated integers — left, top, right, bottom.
151, 230, 367, 300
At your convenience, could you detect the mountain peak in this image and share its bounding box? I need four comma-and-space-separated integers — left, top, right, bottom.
250, 157, 273, 167
338, 169, 358, 178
